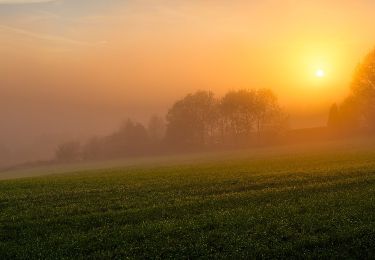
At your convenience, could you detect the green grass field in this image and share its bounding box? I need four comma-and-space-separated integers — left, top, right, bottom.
1, 139, 375, 259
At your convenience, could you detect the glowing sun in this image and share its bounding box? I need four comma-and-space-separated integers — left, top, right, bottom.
315, 69, 325, 78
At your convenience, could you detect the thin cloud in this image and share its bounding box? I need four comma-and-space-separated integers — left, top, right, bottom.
0, 24, 107, 46
0, 0, 57, 4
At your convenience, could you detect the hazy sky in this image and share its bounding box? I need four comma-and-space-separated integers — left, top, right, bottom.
1, 0, 375, 162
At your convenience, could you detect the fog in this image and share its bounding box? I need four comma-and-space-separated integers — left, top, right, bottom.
1, 0, 375, 166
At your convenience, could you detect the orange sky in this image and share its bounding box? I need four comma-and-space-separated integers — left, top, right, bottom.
1, 0, 375, 161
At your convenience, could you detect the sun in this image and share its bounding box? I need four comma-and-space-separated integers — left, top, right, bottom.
315, 69, 325, 78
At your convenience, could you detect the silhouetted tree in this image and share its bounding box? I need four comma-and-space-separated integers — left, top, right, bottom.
104, 119, 150, 158
61, 89, 287, 162
166, 91, 219, 147
340, 95, 361, 129
55, 141, 81, 162
341, 48, 375, 128
166, 89, 286, 148
81, 119, 150, 160
220, 89, 286, 143
253, 89, 283, 136
220, 89, 256, 143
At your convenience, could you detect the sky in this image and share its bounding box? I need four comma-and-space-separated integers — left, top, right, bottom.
1, 0, 375, 163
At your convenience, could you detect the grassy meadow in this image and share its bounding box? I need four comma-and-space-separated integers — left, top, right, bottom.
1, 138, 375, 259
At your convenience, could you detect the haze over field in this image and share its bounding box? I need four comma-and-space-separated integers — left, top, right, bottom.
3, 2, 375, 258
2, 0, 375, 164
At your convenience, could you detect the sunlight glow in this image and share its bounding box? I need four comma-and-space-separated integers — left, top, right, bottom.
315, 69, 325, 78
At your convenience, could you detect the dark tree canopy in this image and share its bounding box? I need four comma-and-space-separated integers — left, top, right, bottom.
220, 89, 256, 141
166, 89, 287, 148
166, 91, 219, 147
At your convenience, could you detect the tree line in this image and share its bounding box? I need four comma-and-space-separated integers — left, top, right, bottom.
56, 89, 287, 162
56, 47, 375, 162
